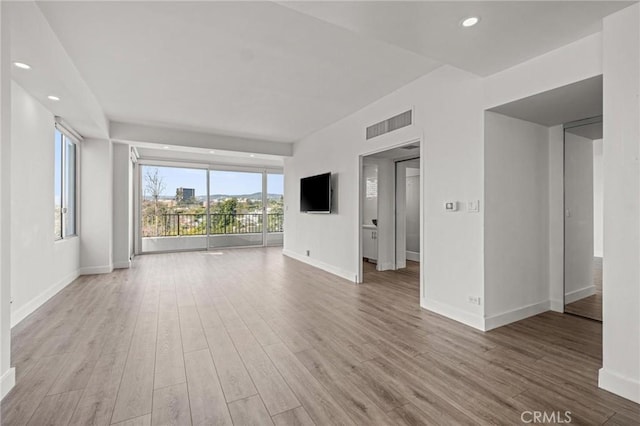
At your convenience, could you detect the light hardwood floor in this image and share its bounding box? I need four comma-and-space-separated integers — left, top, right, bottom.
2, 248, 639, 425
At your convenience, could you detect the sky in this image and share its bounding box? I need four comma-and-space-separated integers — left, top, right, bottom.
142, 165, 284, 197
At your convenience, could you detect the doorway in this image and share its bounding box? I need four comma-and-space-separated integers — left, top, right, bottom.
564, 117, 603, 321
359, 141, 422, 298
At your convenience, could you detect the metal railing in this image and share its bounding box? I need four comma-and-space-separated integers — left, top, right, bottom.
142, 213, 283, 237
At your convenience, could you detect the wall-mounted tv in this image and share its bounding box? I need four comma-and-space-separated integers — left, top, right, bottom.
300, 172, 332, 213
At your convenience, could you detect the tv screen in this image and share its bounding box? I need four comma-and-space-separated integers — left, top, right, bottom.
300, 172, 332, 213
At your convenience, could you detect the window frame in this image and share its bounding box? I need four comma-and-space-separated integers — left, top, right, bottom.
54, 124, 80, 241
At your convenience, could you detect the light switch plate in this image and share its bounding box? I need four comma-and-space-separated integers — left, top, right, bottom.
445, 201, 457, 212
467, 200, 480, 213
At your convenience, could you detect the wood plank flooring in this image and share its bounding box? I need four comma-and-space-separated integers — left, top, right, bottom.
565, 257, 603, 321
2, 248, 638, 425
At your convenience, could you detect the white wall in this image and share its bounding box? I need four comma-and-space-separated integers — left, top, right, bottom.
113, 142, 132, 269
593, 139, 604, 257
0, 1, 14, 399
285, 65, 485, 328
599, 3, 640, 404
484, 112, 550, 330
10, 82, 80, 326
80, 138, 113, 274
285, 32, 605, 333
406, 167, 420, 254
484, 32, 603, 319
484, 33, 602, 109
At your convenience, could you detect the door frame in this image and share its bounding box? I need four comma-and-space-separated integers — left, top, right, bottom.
395, 157, 420, 270
357, 137, 424, 297
562, 116, 603, 315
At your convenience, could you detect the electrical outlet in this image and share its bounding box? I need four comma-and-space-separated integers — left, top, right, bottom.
306, 250, 310, 257
468, 296, 481, 305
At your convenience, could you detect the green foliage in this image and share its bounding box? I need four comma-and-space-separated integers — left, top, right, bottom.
141, 194, 283, 237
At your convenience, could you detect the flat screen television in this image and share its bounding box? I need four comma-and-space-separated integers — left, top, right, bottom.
300, 172, 332, 213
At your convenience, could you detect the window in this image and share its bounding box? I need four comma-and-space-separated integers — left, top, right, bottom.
54, 128, 77, 239
54, 130, 63, 239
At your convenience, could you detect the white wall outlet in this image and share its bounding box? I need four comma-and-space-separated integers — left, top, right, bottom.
467, 200, 480, 213
445, 201, 458, 212
468, 296, 482, 305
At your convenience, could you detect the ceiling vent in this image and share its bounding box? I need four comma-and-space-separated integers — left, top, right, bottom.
366, 109, 412, 140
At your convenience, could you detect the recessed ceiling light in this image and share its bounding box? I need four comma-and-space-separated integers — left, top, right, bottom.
163, 146, 170, 149
461, 16, 480, 27
47, 95, 60, 101
250, 154, 255, 158
209, 150, 215, 154
13, 62, 31, 70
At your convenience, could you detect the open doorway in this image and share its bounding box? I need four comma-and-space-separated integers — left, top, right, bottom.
485, 74, 603, 327
564, 117, 603, 321
359, 141, 421, 299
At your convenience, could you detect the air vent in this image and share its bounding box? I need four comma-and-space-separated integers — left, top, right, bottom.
366, 110, 412, 140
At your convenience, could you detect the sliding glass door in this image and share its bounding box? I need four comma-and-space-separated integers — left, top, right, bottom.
140, 165, 208, 252
138, 164, 283, 253
208, 170, 264, 249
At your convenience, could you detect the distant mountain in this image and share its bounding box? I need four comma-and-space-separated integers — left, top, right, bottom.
146, 193, 282, 201
203, 193, 283, 201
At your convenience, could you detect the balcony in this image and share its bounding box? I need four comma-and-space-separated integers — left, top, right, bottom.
141, 213, 284, 252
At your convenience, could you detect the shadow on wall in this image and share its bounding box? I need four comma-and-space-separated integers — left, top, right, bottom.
331, 173, 339, 214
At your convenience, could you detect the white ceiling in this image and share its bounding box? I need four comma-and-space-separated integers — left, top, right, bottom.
7, 1, 633, 148
281, 1, 632, 76
34, 1, 439, 143
488, 75, 603, 127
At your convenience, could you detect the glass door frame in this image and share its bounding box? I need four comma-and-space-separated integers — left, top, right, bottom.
135, 159, 283, 254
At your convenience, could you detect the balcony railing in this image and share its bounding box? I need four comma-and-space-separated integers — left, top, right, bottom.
142, 213, 283, 237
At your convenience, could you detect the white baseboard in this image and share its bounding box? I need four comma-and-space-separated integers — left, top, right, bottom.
11, 269, 80, 327
421, 298, 485, 331
484, 300, 550, 331
79, 264, 114, 275
599, 368, 640, 403
565, 285, 596, 304
550, 299, 564, 312
113, 260, 131, 269
406, 251, 420, 262
283, 250, 356, 283
1, 368, 15, 400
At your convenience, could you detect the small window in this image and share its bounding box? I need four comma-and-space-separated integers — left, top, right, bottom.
54, 128, 77, 239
